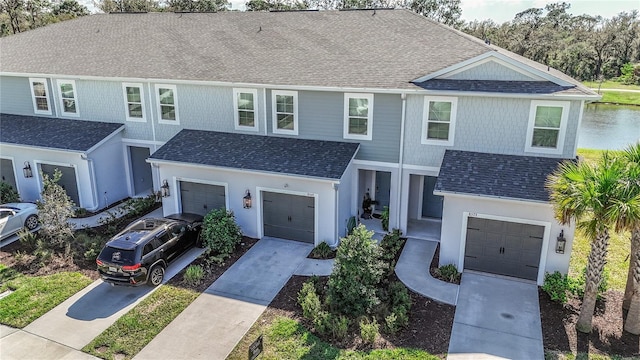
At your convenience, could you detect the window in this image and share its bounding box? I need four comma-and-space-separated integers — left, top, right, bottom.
29, 78, 51, 115
343, 93, 373, 140
155, 84, 179, 124
233, 88, 258, 131
122, 83, 146, 122
525, 100, 570, 154
272, 90, 298, 135
57, 79, 79, 117
421, 96, 458, 146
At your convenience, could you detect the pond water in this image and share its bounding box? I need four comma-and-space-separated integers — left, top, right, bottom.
578, 103, 640, 150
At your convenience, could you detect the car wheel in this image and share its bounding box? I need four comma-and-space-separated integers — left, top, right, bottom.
24, 215, 39, 230
147, 265, 165, 287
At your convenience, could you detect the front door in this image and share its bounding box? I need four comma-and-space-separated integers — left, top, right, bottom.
375, 171, 391, 211
422, 176, 443, 219
129, 146, 153, 196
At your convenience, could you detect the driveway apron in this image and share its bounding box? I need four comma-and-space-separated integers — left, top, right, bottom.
447, 272, 543, 360
134, 237, 313, 360
17, 247, 204, 351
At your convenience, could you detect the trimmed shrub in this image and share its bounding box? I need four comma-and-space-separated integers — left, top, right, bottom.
435, 264, 461, 283
201, 208, 242, 259
298, 282, 321, 321
568, 266, 610, 300
37, 169, 75, 248
542, 271, 569, 303
327, 224, 385, 317
379, 229, 405, 279
388, 281, 411, 313
359, 317, 379, 345
384, 312, 400, 334
381, 206, 390, 231
184, 265, 204, 286
0, 181, 19, 203
311, 242, 334, 259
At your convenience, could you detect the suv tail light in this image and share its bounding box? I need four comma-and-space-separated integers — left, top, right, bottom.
96, 259, 103, 266
122, 263, 141, 271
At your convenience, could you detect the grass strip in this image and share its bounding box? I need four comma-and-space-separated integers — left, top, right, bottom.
0, 270, 92, 328
596, 91, 640, 106
228, 315, 439, 360
545, 349, 637, 360
582, 81, 640, 91
83, 285, 199, 360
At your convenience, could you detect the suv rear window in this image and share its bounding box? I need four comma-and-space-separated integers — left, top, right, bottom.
98, 246, 136, 265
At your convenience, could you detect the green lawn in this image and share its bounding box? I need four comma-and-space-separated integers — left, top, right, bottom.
83, 284, 199, 360
0, 265, 92, 328
227, 316, 439, 360
582, 80, 640, 91
569, 149, 631, 292
595, 91, 640, 106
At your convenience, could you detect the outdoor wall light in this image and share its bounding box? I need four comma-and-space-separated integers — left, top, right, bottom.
160, 180, 170, 198
243, 190, 252, 209
23, 161, 33, 178
555, 230, 566, 254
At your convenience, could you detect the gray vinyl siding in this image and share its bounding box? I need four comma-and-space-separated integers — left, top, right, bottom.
443, 61, 537, 81
403, 95, 581, 167
266, 90, 401, 163
0, 76, 56, 116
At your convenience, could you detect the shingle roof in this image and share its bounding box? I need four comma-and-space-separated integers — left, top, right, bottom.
434, 150, 569, 202
0, 113, 124, 152
414, 79, 589, 95
0, 10, 492, 89
148, 129, 359, 180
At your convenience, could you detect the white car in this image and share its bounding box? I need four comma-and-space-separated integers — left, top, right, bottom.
0, 203, 39, 241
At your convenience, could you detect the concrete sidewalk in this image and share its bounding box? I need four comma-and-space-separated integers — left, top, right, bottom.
395, 238, 459, 305
447, 272, 543, 360
134, 237, 313, 360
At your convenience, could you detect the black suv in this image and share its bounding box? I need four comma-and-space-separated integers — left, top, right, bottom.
96, 213, 203, 287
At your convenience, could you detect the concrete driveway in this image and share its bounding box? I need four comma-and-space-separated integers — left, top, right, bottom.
134, 237, 313, 360
447, 272, 544, 360
0, 246, 204, 359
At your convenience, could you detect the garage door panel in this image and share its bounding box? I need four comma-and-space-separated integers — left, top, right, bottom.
464, 217, 544, 281
40, 164, 80, 206
180, 182, 225, 216
263, 192, 314, 244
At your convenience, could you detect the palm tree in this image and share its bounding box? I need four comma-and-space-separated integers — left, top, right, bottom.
547, 152, 626, 333
617, 142, 640, 334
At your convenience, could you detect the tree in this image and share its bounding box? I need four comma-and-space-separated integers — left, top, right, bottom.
618, 142, 640, 334
52, 0, 89, 19
327, 224, 385, 317
547, 153, 627, 333
245, 0, 307, 11
95, 0, 159, 13
37, 169, 75, 248
0, 181, 20, 203
0, 0, 25, 34
166, 0, 228, 12
409, 0, 461, 27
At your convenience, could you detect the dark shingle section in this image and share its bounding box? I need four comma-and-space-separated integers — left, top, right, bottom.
414, 79, 586, 95
435, 150, 569, 202
0, 10, 490, 89
0, 113, 124, 152
149, 130, 359, 180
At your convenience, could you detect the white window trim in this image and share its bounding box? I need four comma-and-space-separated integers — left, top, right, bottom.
122, 82, 146, 122
525, 100, 570, 155
155, 84, 180, 125
272, 90, 298, 135
343, 93, 373, 141
421, 96, 458, 146
56, 79, 79, 117
233, 88, 259, 132
29, 78, 52, 115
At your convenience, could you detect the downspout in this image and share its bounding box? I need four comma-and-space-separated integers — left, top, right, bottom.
263, 88, 268, 135
396, 93, 407, 230
83, 155, 100, 211
147, 82, 158, 152
334, 182, 339, 247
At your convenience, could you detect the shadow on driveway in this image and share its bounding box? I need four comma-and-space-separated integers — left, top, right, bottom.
66, 283, 152, 320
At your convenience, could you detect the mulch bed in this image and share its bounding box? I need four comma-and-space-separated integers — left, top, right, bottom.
540, 289, 640, 357
168, 237, 258, 292
267, 274, 455, 357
